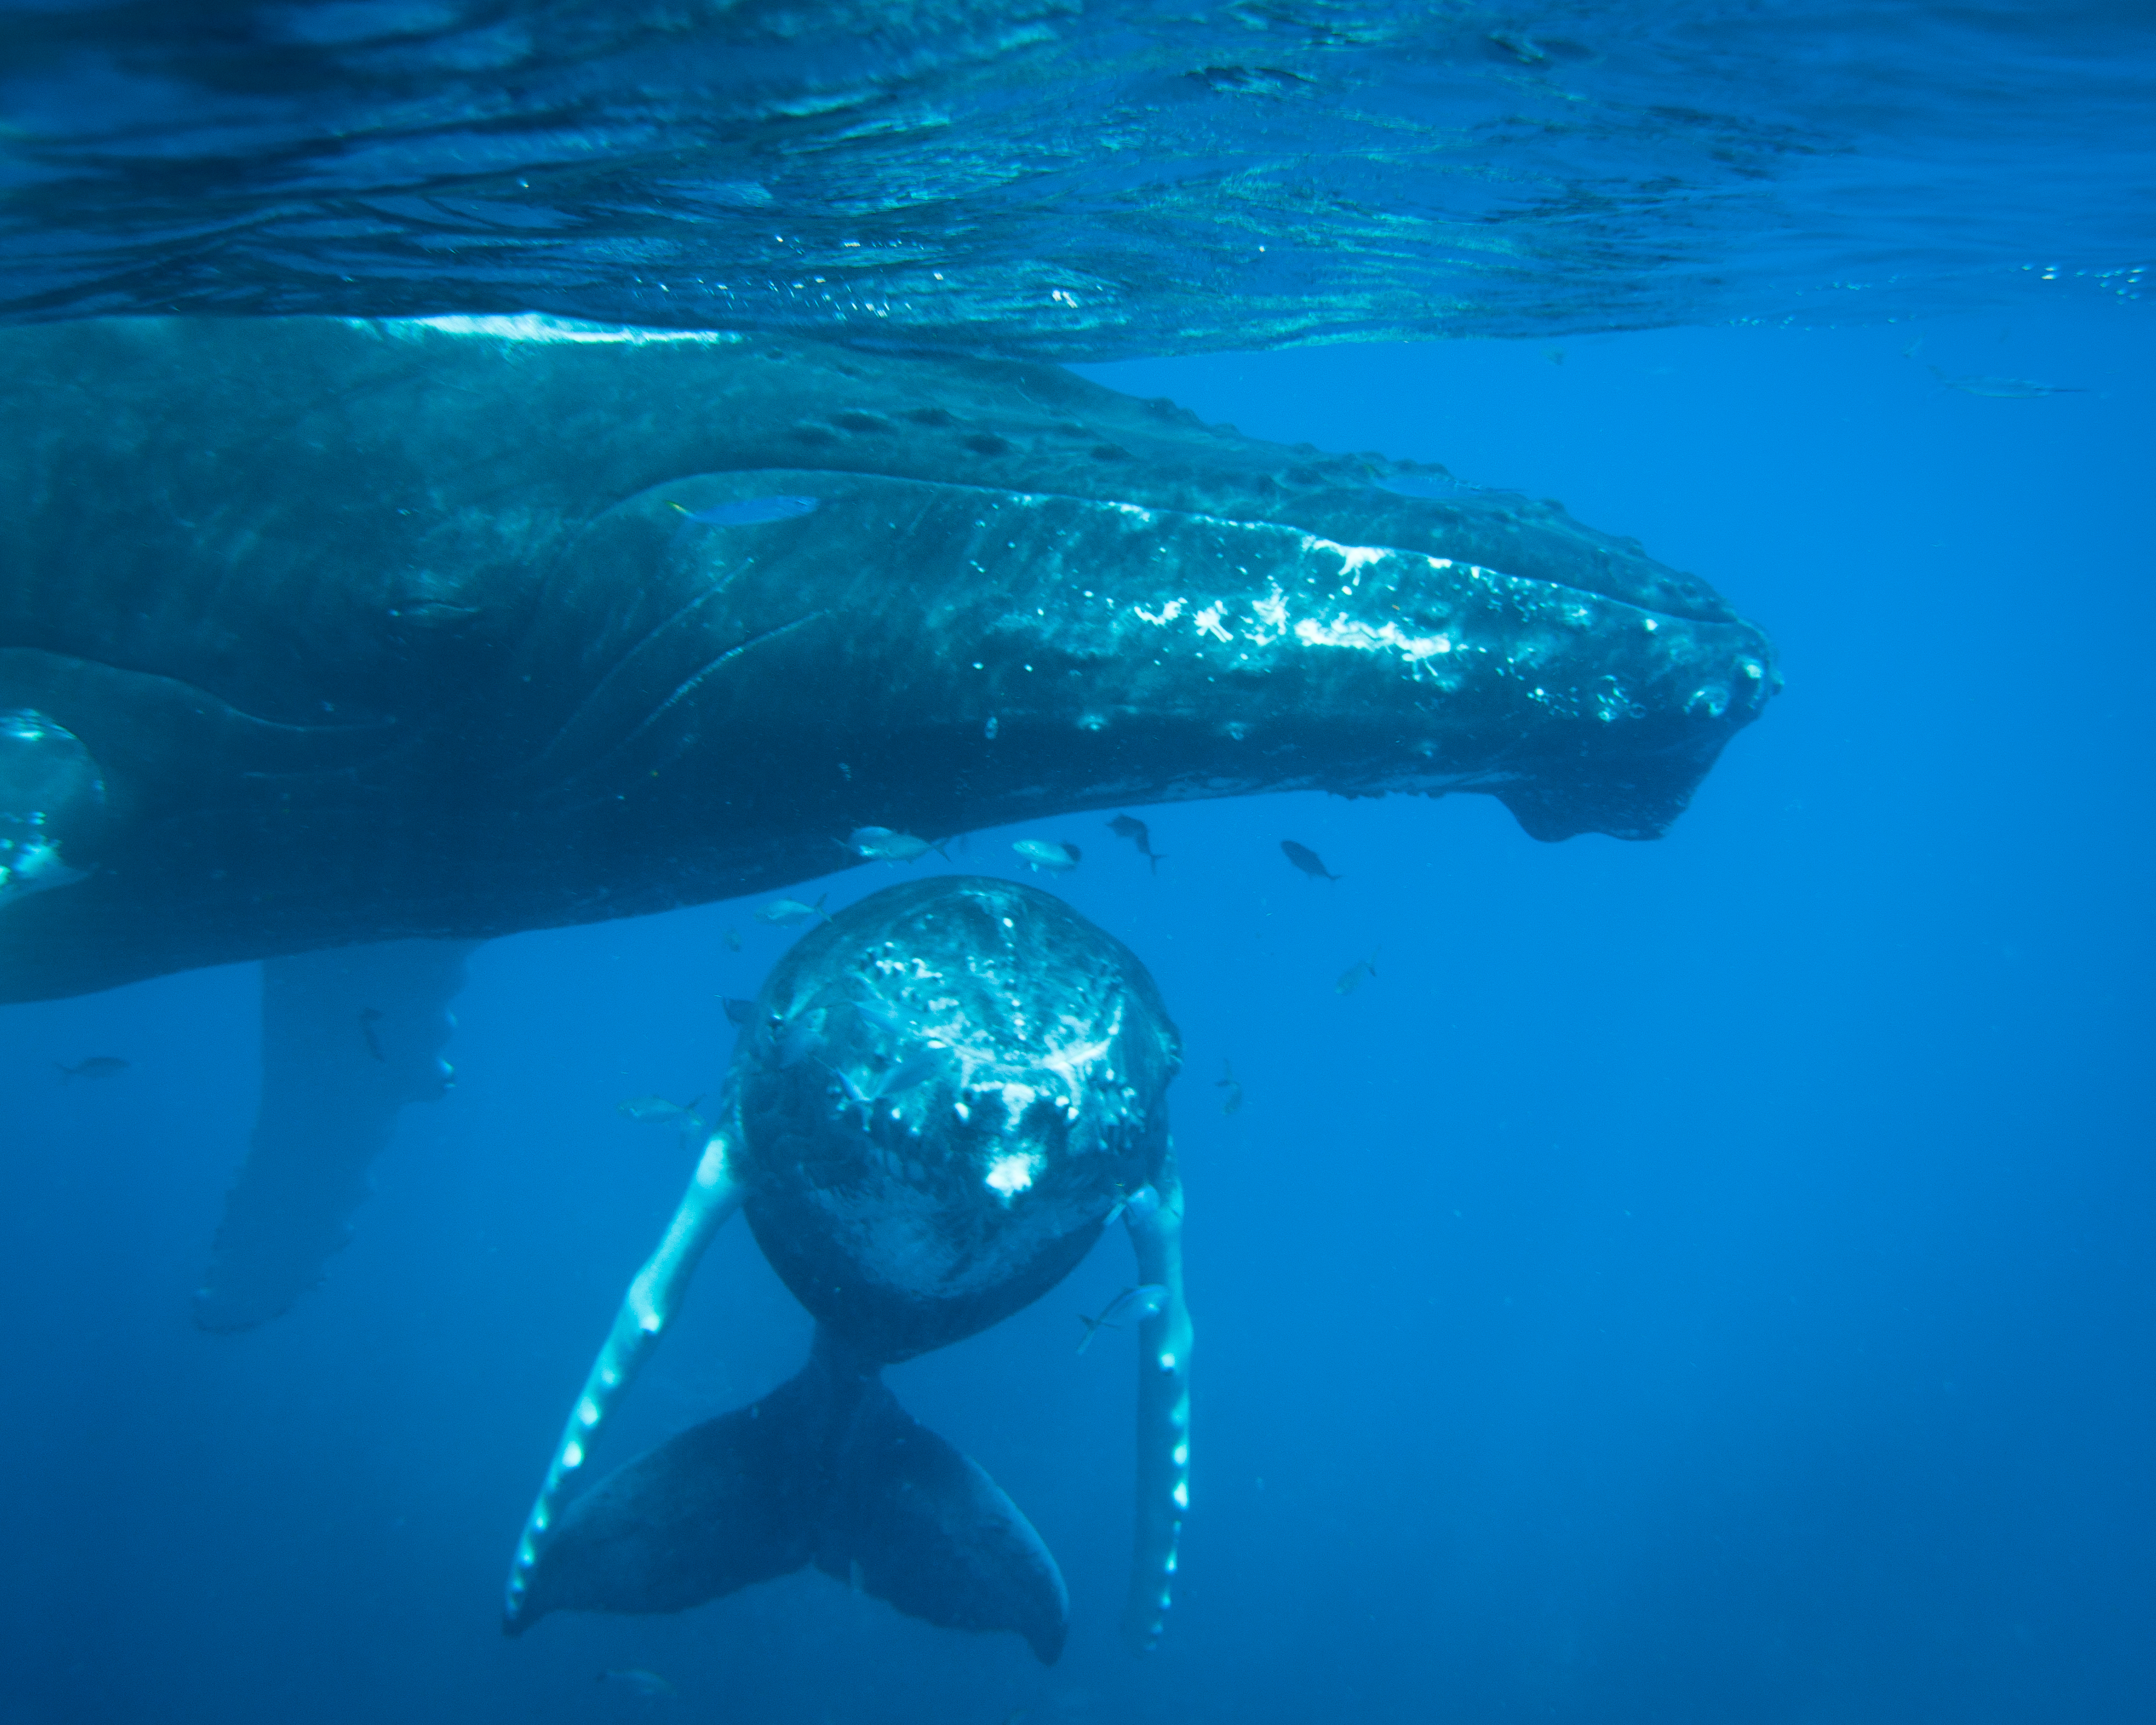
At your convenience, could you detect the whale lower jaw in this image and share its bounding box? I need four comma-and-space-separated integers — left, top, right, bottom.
987, 755, 1718, 845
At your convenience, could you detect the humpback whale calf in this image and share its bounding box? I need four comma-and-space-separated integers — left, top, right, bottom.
503, 876, 1189, 1663
0, 314, 1776, 1324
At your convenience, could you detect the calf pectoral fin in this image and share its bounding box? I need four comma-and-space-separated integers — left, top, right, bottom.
1123, 1157, 1192, 1655
194, 938, 477, 1332
820, 1381, 1070, 1666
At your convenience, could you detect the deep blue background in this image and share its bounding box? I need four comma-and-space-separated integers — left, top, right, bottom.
3, 302, 2150, 1724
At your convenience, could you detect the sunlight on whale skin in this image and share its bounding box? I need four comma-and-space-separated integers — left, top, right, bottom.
504, 877, 1191, 1662
0, 313, 1776, 1004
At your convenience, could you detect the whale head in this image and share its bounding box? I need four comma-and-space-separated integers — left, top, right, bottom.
727, 874, 1179, 1363
512, 455, 1777, 901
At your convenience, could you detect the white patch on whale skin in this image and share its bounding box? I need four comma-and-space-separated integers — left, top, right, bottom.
1299, 534, 1390, 578
1292, 613, 1453, 662
1039, 1005, 1122, 1098
985, 1151, 1042, 1199
402, 314, 739, 345
1244, 584, 1291, 647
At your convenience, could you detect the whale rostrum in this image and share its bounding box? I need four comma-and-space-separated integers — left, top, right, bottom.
504, 878, 1188, 1662
1, 314, 1775, 1328
0, 314, 1775, 1004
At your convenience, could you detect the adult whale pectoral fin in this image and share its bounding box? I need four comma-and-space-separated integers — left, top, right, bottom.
1123, 1154, 1192, 1655
193, 938, 478, 1333
505, 1130, 747, 1631
818, 1378, 1071, 1665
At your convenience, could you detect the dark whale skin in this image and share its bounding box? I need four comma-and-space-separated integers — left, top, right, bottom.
506, 878, 1181, 1660
0, 316, 1777, 1001
732, 875, 1179, 1363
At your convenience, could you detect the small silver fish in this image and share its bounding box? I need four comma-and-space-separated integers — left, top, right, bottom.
1335, 948, 1380, 995
55, 1055, 128, 1081
1931, 368, 2086, 399
722, 925, 741, 952
1013, 838, 1081, 873
1906, 342, 2085, 400
664, 494, 819, 526
828, 1046, 942, 1128
777, 1007, 828, 1070
1375, 470, 1485, 500
1077, 1283, 1171, 1352
617, 1093, 703, 1124
1216, 1059, 1243, 1116
388, 600, 482, 625
755, 892, 828, 926
844, 826, 947, 864
849, 996, 907, 1036
597, 1666, 678, 1698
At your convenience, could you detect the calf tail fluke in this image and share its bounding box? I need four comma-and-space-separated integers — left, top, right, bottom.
508, 1327, 1068, 1663
503, 1131, 1067, 1663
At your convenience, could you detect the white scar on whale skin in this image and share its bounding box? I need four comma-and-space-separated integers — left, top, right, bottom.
504, 1128, 744, 1621
1122, 1154, 1192, 1657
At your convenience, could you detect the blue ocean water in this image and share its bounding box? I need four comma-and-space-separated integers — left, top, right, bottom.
2, 7, 2152, 1725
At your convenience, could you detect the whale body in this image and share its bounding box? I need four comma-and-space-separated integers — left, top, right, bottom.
504, 876, 1192, 1661
1, 314, 1775, 1004
0, 313, 1775, 1326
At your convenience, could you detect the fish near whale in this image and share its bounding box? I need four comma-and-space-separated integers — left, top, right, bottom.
504, 877, 1191, 1662
0, 314, 1777, 1324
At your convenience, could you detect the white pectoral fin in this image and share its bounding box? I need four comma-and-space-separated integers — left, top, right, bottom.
1122, 1154, 1191, 1655
504, 1126, 745, 1629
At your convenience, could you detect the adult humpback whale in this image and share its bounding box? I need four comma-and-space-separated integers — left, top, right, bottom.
0, 315, 1776, 1323
503, 876, 1188, 1662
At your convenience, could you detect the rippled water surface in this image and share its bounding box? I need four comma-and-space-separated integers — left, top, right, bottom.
4, 1, 2151, 349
